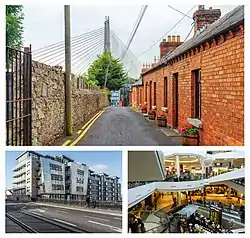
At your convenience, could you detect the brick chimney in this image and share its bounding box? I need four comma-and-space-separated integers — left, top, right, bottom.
193, 5, 221, 36
159, 35, 182, 58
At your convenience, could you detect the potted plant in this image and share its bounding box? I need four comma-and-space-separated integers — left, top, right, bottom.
179, 123, 199, 146
156, 113, 167, 127
141, 102, 147, 114
148, 110, 156, 120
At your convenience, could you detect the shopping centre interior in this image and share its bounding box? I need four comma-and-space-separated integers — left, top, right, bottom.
128, 151, 245, 233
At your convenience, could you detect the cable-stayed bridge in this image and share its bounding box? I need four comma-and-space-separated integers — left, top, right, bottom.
32, 20, 142, 79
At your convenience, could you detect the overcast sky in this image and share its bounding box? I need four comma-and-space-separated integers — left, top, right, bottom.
23, 5, 236, 76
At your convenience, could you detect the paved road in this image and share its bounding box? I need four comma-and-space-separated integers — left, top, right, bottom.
6, 203, 122, 233
79, 107, 179, 146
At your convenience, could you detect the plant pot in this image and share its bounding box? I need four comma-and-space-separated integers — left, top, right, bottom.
182, 133, 199, 146
141, 108, 147, 114
148, 113, 156, 120
156, 119, 166, 127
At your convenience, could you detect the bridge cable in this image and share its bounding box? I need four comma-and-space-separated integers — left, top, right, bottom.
33, 27, 103, 54
125, 5, 196, 64
120, 5, 148, 61
34, 30, 104, 62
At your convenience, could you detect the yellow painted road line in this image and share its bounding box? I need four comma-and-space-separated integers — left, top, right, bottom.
61, 139, 71, 146
61, 107, 108, 145
77, 109, 105, 134
70, 108, 107, 146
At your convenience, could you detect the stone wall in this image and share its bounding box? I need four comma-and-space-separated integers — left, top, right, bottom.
32, 61, 108, 145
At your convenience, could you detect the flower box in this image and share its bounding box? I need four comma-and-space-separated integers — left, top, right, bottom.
148, 110, 156, 120
179, 123, 199, 146
141, 108, 147, 114
156, 115, 166, 127
182, 133, 199, 146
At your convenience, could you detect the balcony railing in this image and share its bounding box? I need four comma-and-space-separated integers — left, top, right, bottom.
13, 176, 26, 184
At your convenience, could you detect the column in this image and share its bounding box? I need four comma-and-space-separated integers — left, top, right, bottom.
201, 156, 205, 179
177, 191, 182, 205
227, 188, 231, 199
176, 155, 180, 181
202, 187, 206, 204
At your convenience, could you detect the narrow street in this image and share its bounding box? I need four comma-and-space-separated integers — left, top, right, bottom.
77, 107, 180, 146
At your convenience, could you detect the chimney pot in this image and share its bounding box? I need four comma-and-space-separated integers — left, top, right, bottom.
193, 6, 221, 36
167, 36, 171, 42
172, 35, 176, 42
177, 35, 180, 42
209, 7, 212, 10
162, 39, 166, 42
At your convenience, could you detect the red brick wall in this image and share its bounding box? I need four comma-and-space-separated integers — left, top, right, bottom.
140, 26, 244, 146
131, 86, 144, 108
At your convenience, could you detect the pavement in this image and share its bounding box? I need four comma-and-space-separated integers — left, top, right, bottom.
78, 107, 181, 145
6, 202, 122, 233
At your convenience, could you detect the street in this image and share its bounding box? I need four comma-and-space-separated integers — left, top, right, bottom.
78, 107, 180, 146
6, 202, 122, 233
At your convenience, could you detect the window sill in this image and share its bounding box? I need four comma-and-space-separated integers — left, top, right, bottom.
187, 118, 203, 129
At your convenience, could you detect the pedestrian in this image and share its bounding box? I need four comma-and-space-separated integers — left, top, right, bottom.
154, 201, 157, 210
161, 193, 164, 198
240, 206, 245, 223
86, 196, 90, 207
128, 213, 145, 233
93, 200, 97, 208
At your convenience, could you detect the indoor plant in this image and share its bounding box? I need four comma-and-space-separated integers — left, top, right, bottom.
179, 123, 199, 146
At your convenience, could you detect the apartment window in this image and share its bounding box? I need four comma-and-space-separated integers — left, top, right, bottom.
51, 174, 63, 181
76, 186, 84, 192
192, 69, 201, 119
77, 169, 84, 176
49, 163, 62, 171
76, 177, 84, 184
52, 184, 64, 190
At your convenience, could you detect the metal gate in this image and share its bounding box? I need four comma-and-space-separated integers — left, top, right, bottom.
6, 46, 32, 146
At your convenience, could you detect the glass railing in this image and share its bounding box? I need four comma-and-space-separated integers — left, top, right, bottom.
232, 179, 245, 186
128, 181, 153, 189
165, 174, 203, 182
204, 167, 244, 179
191, 200, 243, 218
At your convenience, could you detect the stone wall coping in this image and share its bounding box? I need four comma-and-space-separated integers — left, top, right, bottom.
187, 118, 203, 129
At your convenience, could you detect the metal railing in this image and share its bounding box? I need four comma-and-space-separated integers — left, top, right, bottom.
6, 46, 32, 146
36, 198, 122, 210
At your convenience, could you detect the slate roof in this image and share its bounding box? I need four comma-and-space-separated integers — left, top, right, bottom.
131, 79, 143, 87
143, 5, 244, 75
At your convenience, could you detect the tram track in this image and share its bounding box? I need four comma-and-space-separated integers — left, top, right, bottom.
6, 209, 90, 233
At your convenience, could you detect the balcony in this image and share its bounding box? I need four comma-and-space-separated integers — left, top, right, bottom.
13, 160, 26, 172
13, 169, 26, 178
13, 176, 26, 184
13, 184, 26, 189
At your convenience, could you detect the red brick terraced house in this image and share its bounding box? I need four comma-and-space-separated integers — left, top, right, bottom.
131, 5, 244, 146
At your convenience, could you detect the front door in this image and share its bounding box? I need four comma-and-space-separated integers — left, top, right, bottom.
173, 73, 178, 128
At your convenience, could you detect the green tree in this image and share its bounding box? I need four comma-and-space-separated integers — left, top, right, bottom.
79, 73, 98, 87
87, 51, 127, 91
6, 5, 24, 48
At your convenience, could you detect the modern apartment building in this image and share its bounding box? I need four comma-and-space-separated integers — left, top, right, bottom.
12, 151, 122, 203
88, 170, 122, 203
